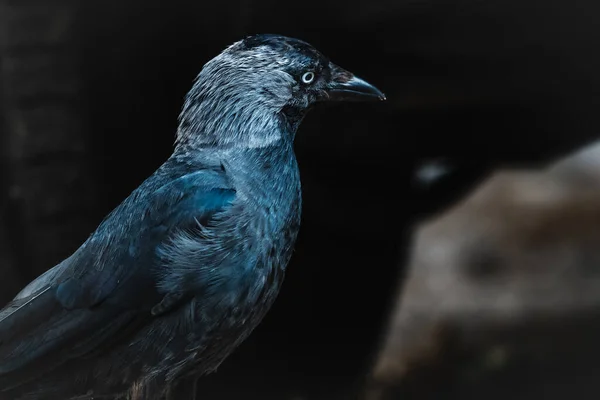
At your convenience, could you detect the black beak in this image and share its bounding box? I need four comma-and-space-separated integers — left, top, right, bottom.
325, 63, 386, 102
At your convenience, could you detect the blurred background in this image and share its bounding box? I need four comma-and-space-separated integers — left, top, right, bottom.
2, 0, 600, 399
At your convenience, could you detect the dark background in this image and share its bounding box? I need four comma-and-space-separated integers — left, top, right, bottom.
1, 0, 600, 398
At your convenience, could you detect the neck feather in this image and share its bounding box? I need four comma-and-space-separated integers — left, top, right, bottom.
175, 53, 297, 150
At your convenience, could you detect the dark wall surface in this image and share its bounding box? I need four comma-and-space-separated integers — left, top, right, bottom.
1, 0, 600, 398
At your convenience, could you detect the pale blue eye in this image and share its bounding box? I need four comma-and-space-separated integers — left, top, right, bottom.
301, 71, 315, 84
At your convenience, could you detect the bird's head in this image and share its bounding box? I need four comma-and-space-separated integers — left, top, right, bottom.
177, 34, 385, 149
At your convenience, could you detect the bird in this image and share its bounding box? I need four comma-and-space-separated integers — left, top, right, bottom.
0, 33, 385, 400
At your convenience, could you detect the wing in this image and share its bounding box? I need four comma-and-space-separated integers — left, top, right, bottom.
0, 157, 236, 390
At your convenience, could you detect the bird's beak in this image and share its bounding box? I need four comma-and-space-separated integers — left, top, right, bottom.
324, 63, 386, 102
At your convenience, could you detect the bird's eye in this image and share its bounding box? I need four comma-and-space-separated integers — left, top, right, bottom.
301, 71, 315, 84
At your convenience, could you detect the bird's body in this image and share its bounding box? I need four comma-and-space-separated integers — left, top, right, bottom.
0, 143, 300, 400
0, 34, 384, 399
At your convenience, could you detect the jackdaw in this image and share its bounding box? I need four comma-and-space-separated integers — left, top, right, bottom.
0, 34, 385, 400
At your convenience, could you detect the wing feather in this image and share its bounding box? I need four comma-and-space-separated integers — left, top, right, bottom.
0, 158, 236, 392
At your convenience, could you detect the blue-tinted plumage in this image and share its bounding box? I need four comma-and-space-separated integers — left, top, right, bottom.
0, 34, 384, 400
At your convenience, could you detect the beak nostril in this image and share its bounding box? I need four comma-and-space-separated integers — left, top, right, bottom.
330, 63, 355, 84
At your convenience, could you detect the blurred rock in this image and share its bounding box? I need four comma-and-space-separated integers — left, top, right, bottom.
548, 140, 600, 189
364, 140, 600, 400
